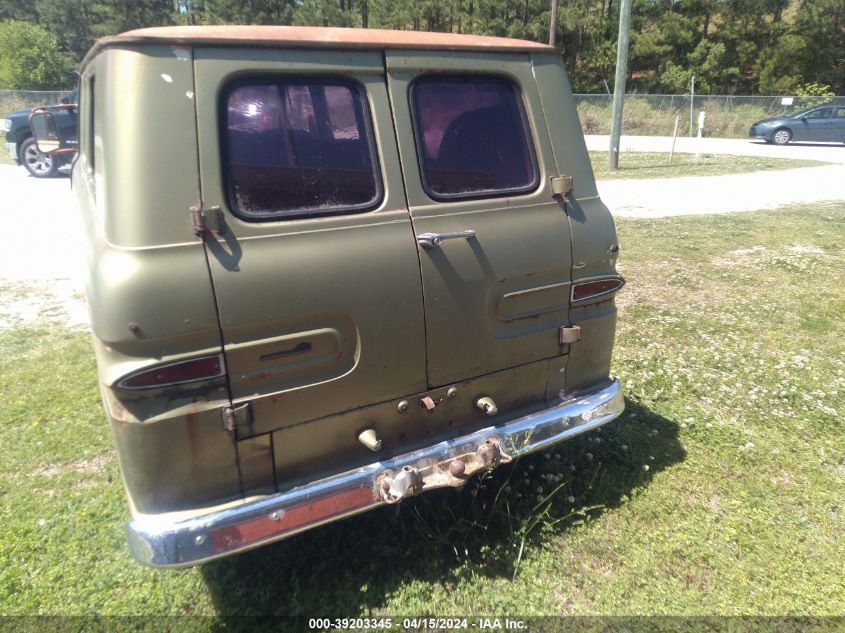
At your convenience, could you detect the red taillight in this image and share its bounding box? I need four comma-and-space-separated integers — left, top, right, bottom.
572, 277, 625, 302
118, 355, 225, 390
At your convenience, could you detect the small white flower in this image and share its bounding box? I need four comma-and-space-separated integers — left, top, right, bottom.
37, 519, 46, 527
567, 495, 575, 503
621, 444, 628, 451
642, 464, 650, 471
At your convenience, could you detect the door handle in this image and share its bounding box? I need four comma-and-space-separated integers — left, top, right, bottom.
417, 230, 476, 249
260, 341, 311, 362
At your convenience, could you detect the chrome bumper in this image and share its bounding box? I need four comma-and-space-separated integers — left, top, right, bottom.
127, 379, 624, 567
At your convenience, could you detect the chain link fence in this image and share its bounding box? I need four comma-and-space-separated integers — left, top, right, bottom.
4, 89, 843, 140
0, 90, 72, 117
574, 94, 845, 138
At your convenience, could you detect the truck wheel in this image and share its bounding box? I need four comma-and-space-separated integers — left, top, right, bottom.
20, 137, 58, 178
772, 128, 792, 146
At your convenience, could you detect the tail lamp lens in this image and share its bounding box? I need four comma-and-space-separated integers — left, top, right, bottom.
119, 354, 224, 390
572, 277, 625, 302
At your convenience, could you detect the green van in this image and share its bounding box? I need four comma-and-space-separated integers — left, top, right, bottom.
33, 25, 624, 567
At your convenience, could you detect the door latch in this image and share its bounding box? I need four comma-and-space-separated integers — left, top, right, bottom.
550, 175, 573, 197
223, 403, 253, 433
191, 205, 224, 237
559, 325, 581, 345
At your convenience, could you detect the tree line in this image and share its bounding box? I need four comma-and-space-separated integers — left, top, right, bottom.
0, 0, 841, 95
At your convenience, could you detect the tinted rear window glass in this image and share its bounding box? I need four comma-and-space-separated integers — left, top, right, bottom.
224, 80, 381, 219
412, 77, 538, 199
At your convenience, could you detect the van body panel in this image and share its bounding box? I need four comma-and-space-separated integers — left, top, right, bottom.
531, 54, 620, 395
107, 390, 240, 515
74, 46, 238, 516
193, 48, 428, 436
271, 357, 551, 491
385, 51, 574, 388
98, 46, 203, 248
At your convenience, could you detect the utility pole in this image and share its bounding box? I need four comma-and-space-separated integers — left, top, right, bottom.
549, 0, 559, 47
608, 0, 633, 171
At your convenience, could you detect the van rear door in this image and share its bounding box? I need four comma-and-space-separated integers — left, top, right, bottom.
192, 48, 427, 438
385, 51, 574, 388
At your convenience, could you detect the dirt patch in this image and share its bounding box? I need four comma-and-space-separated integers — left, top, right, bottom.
711, 244, 830, 269
31, 453, 114, 479
0, 280, 89, 330
789, 244, 824, 255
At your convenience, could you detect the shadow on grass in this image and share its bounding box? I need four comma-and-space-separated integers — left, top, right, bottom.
201, 398, 684, 617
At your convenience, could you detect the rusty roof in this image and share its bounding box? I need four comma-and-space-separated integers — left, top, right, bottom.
91, 25, 555, 59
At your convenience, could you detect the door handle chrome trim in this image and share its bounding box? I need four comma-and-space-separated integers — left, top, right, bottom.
417, 230, 476, 249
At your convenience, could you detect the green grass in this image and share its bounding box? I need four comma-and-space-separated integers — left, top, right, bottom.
590, 151, 826, 180
1, 203, 843, 618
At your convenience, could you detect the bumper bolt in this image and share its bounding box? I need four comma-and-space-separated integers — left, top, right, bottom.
448, 459, 466, 477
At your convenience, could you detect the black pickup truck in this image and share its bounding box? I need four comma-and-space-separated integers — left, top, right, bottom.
2, 90, 78, 177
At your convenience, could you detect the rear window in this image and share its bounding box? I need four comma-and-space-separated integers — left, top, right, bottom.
223, 79, 381, 220
411, 76, 538, 200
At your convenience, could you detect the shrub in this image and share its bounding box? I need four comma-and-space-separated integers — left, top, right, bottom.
0, 21, 69, 90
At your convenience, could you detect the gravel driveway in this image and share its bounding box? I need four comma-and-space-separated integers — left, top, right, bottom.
585, 135, 845, 164
586, 135, 845, 218
596, 164, 845, 218
0, 167, 87, 328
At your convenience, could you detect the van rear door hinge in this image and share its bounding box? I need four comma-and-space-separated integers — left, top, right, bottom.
559, 325, 581, 345
551, 175, 573, 197
223, 403, 253, 433
191, 205, 224, 237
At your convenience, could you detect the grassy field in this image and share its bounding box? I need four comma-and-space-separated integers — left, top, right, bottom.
577, 98, 784, 138
589, 151, 825, 180
0, 202, 843, 619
